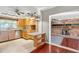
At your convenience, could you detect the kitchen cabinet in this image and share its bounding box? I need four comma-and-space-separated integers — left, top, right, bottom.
17, 18, 38, 38
8, 30, 16, 40
21, 31, 28, 39
61, 38, 79, 50
17, 19, 26, 30
22, 32, 46, 47
25, 18, 38, 33
67, 38, 79, 50
0, 31, 8, 42
0, 30, 17, 42
61, 38, 68, 47
17, 18, 38, 32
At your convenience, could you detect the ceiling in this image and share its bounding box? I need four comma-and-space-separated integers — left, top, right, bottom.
0, 6, 55, 17
51, 11, 79, 20
35, 6, 55, 10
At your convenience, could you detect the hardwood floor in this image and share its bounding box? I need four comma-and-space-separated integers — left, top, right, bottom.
31, 43, 50, 53
31, 43, 76, 53
0, 39, 34, 53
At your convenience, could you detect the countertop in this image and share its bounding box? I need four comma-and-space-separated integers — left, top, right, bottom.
0, 28, 21, 31
52, 34, 79, 40
27, 32, 45, 36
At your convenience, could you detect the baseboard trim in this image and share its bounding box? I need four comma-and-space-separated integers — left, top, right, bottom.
0, 38, 21, 43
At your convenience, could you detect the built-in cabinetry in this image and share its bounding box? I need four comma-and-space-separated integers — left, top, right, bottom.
17, 19, 26, 30
17, 18, 38, 33
0, 31, 8, 42
26, 32, 46, 47
0, 30, 16, 42
61, 38, 79, 50
21, 32, 46, 47
17, 18, 38, 37
17, 17, 46, 47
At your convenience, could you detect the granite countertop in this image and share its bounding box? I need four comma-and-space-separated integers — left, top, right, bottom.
62, 35, 79, 40
27, 32, 45, 36
0, 28, 21, 31
52, 34, 79, 40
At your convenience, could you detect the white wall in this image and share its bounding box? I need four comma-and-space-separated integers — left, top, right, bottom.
36, 8, 43, 33
41, 10, 50, 41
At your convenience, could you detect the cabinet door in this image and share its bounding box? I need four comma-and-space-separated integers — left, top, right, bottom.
8, 31, 16, 40
71, 39, 78, 50
61, 38, 79, 50
61, 38, 68, 47
17, 19, 25, 30
67, 38, 73, 48
15, 31, 21, 38
77, 40, 79, 50
0, 31, 8, 42
74, 39, 78, 50
21, 31, 27, 38
67, 38, 79, 50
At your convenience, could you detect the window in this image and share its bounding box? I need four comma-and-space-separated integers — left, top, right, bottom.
0, 19, 17, 30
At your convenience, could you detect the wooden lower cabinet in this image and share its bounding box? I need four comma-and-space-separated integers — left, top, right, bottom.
0, 31, 8, 42
61, 37, 79, 50
0, 30, 16, 42
61, 38, 68, 47
22, 32, 46, 47
8, 30, 16, 40
21, 31, 27, 39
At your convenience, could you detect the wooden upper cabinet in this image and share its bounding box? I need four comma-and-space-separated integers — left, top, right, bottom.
25, 17, 37, 25
63, 18, 79, 24
25, 18, 30, 25
17, 18, 37, 26
17, 19, 26, 29
17, 17, 38, 33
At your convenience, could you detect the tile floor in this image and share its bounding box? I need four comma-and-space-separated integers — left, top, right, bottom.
0, 38, 34, 53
